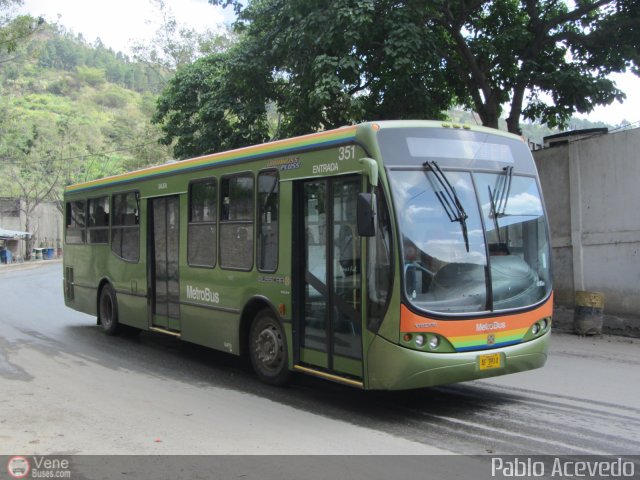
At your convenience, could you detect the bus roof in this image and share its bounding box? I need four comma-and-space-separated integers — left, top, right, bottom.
65, 125, 359, 194
65, 120, 517, 194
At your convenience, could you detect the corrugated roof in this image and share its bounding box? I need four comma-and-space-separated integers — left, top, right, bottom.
0, 228, 31, 239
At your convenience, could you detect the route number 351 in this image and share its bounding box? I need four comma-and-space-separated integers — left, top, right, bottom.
338, 145, 355, 161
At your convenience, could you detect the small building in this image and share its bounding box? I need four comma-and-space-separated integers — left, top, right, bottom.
0, 227, 31, 263
0, 197, 63, 261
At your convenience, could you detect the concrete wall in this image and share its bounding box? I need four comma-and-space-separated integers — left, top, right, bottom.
29, 201, 64, 251
534, 128, 640, 318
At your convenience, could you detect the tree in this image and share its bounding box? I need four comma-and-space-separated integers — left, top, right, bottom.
1, 0, 43, 63
154, 0, 458, 155
0, 120, 60, 258
178, 0, 639, 139
424, 0, 640, 132
153, 52, 271, 158
131, 0, 235, 86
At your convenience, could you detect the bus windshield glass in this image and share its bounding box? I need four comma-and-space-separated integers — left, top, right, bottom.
383, 128, 551, 315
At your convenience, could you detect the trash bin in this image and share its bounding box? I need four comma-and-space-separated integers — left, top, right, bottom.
574, 291, 604, 335
46, 248, 54, 259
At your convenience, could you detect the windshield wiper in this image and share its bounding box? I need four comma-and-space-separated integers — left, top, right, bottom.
491, 166, 513, 218
487, 184, 503, 244
423, 161, 469, 252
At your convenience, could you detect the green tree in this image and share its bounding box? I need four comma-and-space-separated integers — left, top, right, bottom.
182, 0, 640, 139
153, 53, 271, 158
154, 0, 457, 156
425, 0, 640, 132
1, 0, 43, 63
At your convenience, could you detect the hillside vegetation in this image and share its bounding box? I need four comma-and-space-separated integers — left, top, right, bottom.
0, 24, 173, 210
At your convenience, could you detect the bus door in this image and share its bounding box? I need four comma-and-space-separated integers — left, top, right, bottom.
294, 175, 363, 380
148, 195, 181, 333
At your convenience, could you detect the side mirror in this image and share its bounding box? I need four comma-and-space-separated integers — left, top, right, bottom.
357, 193, 377, 237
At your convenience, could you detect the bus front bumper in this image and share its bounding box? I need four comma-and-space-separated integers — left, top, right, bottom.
366, 331, 550, 390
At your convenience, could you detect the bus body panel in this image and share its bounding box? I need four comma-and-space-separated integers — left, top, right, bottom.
367, 330, 549, 390
63, 120, 554, 390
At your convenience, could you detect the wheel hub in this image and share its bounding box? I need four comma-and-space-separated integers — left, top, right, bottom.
256, 327, 281, 367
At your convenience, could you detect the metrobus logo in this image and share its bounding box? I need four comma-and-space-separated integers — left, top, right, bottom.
186, 285, 220, 304
476, 321, 506, 332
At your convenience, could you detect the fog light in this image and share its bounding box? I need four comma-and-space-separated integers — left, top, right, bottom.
532, 323, 541, 335
428, 335, 440, 350
415, 334, 425, 347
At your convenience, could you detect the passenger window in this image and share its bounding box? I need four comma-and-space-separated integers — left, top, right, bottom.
88, 196, 109, 244
65, 200, 86, 244
111, 192, 140, 262
188, 179, 217, 267
220, 174, 254, 270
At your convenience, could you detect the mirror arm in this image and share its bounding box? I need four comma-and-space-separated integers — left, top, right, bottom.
359, 157, 379, 188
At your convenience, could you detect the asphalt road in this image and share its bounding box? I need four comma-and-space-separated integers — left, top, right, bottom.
1, 262, 639, 457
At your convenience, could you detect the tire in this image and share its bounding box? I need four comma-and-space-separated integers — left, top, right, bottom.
99, 284, 120, 336
249, 309, 290, 386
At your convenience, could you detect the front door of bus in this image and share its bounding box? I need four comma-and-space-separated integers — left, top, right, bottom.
149, 196, 180, 332
296, 176, 362, 379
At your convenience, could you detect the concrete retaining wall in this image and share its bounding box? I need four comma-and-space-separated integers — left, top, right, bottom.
534, 128, 640, 334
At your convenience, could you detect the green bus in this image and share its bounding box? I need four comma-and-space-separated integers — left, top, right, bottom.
63, 120, 553, 390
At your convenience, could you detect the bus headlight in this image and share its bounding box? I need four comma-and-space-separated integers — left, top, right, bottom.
532, 323, 540, 335
415, 334, 425, 347
540, 318, 548, 331
428, 335, 440, 350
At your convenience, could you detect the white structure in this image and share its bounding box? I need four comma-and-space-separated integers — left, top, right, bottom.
534, 128, 640, 321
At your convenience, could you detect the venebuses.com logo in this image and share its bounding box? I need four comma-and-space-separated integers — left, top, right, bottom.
6, 456, 71, 478
7, 456, 30, 479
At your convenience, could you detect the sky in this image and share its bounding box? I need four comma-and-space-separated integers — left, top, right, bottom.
17, 0, 640, 127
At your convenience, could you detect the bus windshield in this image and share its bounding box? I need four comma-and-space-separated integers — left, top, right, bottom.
385, 133, 551, 315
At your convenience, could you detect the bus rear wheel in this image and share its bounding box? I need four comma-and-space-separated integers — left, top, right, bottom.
249, 309, 290, 386
99, 284, 120, 336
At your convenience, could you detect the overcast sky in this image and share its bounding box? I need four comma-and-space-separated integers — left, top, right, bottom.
19, 0, 232, 52
17, 0, 640, 127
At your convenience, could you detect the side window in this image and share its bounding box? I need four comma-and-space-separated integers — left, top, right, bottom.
257, 170, 279, 272
188, 179, 217, 267
65, 200, 86, 244
220, 174, 254, 270
367, 187, 393, 333
111, 191, 140, 262
88, 196, 109, 244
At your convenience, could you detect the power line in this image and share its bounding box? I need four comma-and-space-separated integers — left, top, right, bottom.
607, 120, 640, 134
0, 139, 166, 167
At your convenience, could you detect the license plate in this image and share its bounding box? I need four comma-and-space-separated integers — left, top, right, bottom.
479, 353, 502, 370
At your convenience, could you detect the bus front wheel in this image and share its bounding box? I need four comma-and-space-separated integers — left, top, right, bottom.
99, 284, 120, 336
249, 309, 290, 386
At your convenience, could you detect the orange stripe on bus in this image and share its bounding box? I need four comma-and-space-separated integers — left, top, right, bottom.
400, 294, 553, 338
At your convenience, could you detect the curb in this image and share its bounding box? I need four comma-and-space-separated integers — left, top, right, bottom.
0, 258, 63, 274
553, 306, 640, 339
